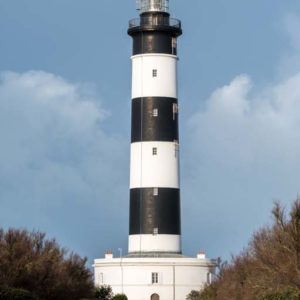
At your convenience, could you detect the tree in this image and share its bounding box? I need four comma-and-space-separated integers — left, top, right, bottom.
198, 199, 300, 300
94, 285, 113, 300
112, 294, 128, 300
0, 228, 94, 300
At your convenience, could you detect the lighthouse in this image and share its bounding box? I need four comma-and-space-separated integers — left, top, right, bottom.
128, 0, 182, 254
94, 1, 217, 299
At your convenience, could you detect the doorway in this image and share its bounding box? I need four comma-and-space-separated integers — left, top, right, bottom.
151, 294, 160, 300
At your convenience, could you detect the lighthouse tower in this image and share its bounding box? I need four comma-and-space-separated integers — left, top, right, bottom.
94, 1, 217, 299
128, 0, 182, 255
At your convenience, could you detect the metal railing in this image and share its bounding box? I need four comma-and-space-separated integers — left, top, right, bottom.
129, 17, 181, 29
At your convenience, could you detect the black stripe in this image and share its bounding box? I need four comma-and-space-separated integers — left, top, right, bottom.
129, 188, 181, 235
128, 13, 181, 55
131, 32, 177, 55
131, 97, 179, 143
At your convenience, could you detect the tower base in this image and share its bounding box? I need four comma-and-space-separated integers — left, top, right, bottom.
93, 252, 217, 300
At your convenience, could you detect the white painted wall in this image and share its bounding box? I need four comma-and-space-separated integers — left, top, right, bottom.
94, 256, 216, 300
131, 54, 178, 99
130, 141, 180, 189
128, 234, 181, 253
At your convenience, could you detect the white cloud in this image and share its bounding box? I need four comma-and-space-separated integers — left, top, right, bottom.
182, 73, 300, 258
182, 15, 300, 258
0, 71, 128, 256
188, 73, 300, 168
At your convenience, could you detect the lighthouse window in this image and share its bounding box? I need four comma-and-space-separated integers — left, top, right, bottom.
98, 273, 104, 285
152, 69, 157, 77
153, 227, 158, 235
153, 108, 158, 117
207, 272, 212, 284
172, 103, 178, 120
153, 187, 158, 196
172, 37, 177, 48
172, 37, 177, 55
173, 103, 178, 112
151, 272, 159, 284
152, 147, 157, 155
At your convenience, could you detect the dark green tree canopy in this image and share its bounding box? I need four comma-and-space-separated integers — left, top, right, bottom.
112, 294, 128, 300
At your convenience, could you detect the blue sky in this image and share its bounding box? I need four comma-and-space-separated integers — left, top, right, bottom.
1, 0, 300, 265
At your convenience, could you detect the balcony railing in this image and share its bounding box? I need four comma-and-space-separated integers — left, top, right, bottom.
129, 17, 181, 30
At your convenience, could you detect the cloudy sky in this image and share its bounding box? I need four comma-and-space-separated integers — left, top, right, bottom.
1, 0, 300, 265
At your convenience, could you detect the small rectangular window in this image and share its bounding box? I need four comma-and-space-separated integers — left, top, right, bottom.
153, 108, 158, 117
153, 187, 158, 196
172, 37, 177, 48
152, 69, 157, 77
207, 272, 212, 284
98, 273, 103, 285
153, 228, 158, 235
152, 147, 157, 155
172, 38, 177, 54
152, 272, 159, 284
172, 103, 178, 120
173, 103, 178, 113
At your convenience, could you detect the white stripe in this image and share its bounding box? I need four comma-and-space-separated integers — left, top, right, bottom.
129, 234, 181, 253
132, 54, 178, 99
130, 142, 180, 189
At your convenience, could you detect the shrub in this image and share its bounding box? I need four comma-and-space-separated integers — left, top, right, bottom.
186, 290, 201, 300
94, 285, 113, 300
112, 294, 128, 300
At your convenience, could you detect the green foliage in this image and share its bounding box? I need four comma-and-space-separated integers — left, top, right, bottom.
0, 286, 39, 300
187, 287, 217, 300
0, 228, 93, 300
112, 294, 128, 300
94, 285, 113, 300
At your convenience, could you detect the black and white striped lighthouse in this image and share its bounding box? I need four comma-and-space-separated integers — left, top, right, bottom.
128, 0, 182, 254
94, 3, 216, 296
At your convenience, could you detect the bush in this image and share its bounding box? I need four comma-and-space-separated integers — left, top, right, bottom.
94, 285, 113, 300
112, 294, 128, 300
186, 290, 201, 300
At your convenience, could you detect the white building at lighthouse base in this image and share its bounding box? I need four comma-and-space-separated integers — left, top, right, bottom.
93, 252, 216, 300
